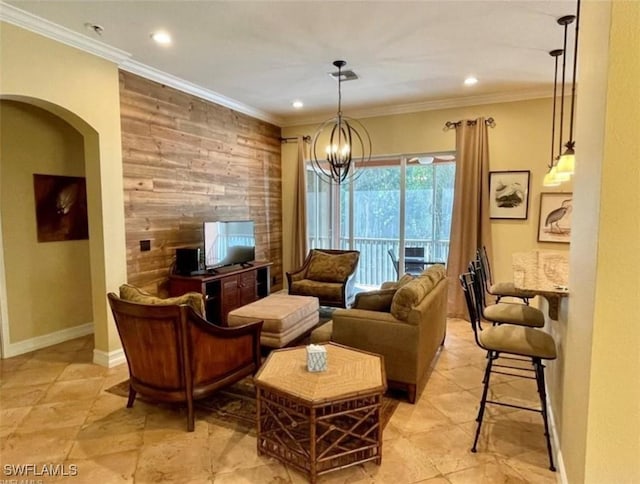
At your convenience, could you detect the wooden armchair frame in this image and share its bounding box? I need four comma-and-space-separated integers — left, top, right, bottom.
107, 293, 263, 431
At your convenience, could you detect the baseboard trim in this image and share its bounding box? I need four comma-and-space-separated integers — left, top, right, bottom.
2, 322, 94, 358
93, 347, 126, 368
546, 385, 568, 483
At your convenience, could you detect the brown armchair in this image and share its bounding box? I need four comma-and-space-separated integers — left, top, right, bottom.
286, 249, 360, 308
107, 292, 263, 431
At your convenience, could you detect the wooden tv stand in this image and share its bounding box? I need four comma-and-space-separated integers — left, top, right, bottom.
169, 261, 271, 325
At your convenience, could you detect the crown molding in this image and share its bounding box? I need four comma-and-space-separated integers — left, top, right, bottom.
0, 2, 282, 126
282, 88, 553, 127
119, 59, 284, 126
0, 1, 131, 64
1, 1, 552, 129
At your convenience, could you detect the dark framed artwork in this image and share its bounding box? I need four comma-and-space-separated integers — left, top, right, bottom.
537, 192, 573, 243
489, 170, 530, 219
33, 174, 89, 242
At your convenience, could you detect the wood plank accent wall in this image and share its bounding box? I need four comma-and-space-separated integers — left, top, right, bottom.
119, 71, 282, 296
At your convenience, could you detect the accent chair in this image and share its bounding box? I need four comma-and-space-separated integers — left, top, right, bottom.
286, 249, 360, 308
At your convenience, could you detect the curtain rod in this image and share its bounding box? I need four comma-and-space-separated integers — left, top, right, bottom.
443, 117, 496, 131
280, 136, 311, 143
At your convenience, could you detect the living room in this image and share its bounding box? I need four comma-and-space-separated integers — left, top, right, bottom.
0, 1, 638, 483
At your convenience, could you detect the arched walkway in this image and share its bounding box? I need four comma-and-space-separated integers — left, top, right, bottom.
0, 95, 104, 358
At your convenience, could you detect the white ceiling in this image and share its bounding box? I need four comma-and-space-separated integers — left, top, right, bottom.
4, 0, 578, 126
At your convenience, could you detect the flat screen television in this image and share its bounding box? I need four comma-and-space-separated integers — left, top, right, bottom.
204, 220, 255, 269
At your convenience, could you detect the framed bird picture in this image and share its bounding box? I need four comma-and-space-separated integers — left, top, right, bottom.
489, 170, 530, 219
538, 192, 573, 243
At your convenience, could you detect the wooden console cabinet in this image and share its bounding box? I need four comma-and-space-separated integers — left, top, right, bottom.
169, 261, 271, 325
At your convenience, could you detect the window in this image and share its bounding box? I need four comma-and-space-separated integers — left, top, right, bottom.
306, 154, 455, 287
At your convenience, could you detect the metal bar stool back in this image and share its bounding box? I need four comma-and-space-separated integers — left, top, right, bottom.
477, 246, 535, 304
460, 271, 557, 471
469, 259, 545, 329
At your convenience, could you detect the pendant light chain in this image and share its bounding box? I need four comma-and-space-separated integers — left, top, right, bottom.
567, 0, 581, 145
337, 63, 343, 118
310, 60, 372, 184
555, 3, 579, 176
543, 9, 576, 187
550, 51, 561, 168
557, 18, 570, 159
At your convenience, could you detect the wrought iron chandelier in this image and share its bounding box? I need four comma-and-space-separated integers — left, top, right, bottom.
310, 60, 372, 184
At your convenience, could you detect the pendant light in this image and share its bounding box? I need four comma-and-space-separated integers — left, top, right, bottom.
310, 60, 372, 184
554, 14, 575, 183
557, 0, 581, 175
543, 49, 564, 187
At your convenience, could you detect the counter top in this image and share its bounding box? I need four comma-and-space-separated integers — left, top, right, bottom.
512, 250, 569, 320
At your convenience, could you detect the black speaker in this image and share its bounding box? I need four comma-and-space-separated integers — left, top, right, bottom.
175, 248, 201, 275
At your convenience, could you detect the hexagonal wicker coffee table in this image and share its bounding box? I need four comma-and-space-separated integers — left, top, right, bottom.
254, 343, 387, 483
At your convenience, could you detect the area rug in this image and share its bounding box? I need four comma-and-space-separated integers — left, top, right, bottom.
106, 376, 399, 434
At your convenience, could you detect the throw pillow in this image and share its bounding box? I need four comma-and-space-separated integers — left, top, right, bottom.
352, 288, 396, 312
421, 264, 446, 284
389, 266, 446, 320
305, 250, 359, 283
380, 273, 415, 290
390, 278, 428, 321
119, 284, 205, 316
418, 263, 446, 280
398, 273, 415, 287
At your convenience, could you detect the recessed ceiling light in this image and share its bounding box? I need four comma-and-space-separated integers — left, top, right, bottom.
151, 31, 172, 45
292, 100, 304, 109
464, 76, 478, 86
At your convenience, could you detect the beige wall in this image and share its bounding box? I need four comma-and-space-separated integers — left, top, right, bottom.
552, 1, 610, 480
566, 1, 640, 482
0, 22, 127, 357
281, 98, 571, 281
0, 101, 93, 342
281, 14, 640, 478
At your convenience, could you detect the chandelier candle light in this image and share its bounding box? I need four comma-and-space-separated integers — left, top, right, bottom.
310, 60, 372, 184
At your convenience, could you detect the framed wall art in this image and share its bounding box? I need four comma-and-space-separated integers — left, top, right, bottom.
33, 174, 89, 242
489, 170, 530, 219
537, 192, 573, 243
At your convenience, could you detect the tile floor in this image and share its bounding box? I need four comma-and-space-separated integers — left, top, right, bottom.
0, 319, 558, 483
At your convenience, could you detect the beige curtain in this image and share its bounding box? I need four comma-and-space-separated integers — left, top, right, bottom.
446, 118, 493, 318
291, 137, 308, 269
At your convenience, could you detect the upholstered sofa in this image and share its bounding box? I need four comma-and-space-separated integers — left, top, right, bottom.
286, 249, 360, 308
331, 264, 448, 403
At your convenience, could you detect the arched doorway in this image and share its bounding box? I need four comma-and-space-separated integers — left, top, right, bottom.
0, 97, 101, 358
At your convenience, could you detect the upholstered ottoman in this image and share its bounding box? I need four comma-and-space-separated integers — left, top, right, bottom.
227, 294, 319, 348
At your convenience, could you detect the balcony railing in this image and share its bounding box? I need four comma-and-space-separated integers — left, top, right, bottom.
309, 236, 449, 287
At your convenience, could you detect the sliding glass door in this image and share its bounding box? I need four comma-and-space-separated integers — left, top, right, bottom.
342, 163, 401, 287
306, 169, 332, 249
307, 154, 455, 289
404, 160, 456, 266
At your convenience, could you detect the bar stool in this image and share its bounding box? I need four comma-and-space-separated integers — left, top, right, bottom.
460, 272, 557, 471
477, 246, 536, 304
469, 260, 545, 329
